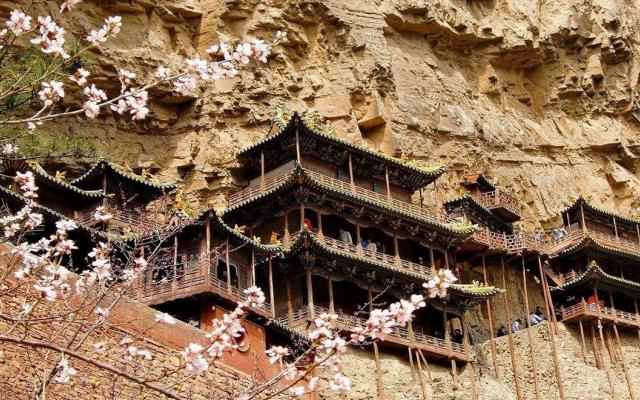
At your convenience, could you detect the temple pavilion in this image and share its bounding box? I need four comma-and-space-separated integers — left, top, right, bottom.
546, 198, 640, 340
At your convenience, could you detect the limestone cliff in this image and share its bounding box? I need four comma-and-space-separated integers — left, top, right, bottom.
27, 0, 640, 228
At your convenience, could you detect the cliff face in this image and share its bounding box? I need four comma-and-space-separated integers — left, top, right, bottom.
42, 0, 640, 226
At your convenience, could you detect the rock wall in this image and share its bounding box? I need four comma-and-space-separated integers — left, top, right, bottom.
20, 0, 640, 226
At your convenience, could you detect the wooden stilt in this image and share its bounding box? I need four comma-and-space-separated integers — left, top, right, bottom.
417, 350, 433, 381
356, 224, 362, 254
260, 150, 265, 191
482, 255, 499, 378
317, 211, 323, 240
461, 312, 478, 400
429, 247, 435, 276
414, 349, 429, 400
205, 217, 211, 256
538, 260, 565, 400
612, 323, 637, 400
597, 320, 617, 400
521, 257, 542, 400
348, 152, 355, 192
501, 257, 523, 400
590, 323, 603, 369
295, 127, 301, 163
384, 165, 392, 205
578, 320, 588, 364
284, 212, 290, 247
634, 299, 640, 346
408, 345, 415, 379
580, 202, 587, 230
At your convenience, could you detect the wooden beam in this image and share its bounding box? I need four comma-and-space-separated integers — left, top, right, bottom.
286, 280, 293, 325
613, 216, 619, 239
225, 236, 231, 293
578, 320, 588, 364
580, 202, 587, 231
251, 249, 255, 287
284, 212, 290, 247
521, 257, 542, 400
260, 150, 265, 191
414, 350, 430, 400
429, 247, 435, 276
385, 165, 392, 205
612, 323, 637, 400
368, 286, 384, 399
501, 257, 523, 400
356, 224, 362, 254
295, 127, 301, 163
590, 322, 603, 369
317, 210, 323, 240
482, 255, 499, 378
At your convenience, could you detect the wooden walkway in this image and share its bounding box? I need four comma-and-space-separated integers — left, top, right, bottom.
562, 301, 640, 329
548, 228, 640, 258
279, 305, 470, 362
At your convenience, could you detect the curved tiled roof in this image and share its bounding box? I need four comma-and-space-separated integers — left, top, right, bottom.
444, 194, 512, 232
238, 112, 446, 190
28, 162, 104, 199
72, 159, 176, 191
561, 197, 639, 227
551, 233, 640, 263
551, 262, 640, 297
225, 164, 476, 236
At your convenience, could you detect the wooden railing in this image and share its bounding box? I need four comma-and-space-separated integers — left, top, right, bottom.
134, 256, 272, 316
280, 306, 466, 357
77, 207, 158, 236
547, 228, 640, 258
319, 234, 433, 277
561, 302, 640, 327
471, 228, 507, 250
472, 190, 521, 217
505, 232, 546, 254
227, 163, 459, 226
228, 168, 296, 207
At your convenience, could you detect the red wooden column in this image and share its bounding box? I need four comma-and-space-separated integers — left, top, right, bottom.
327, 273, 334, 313
317, 210, 323, 241
393, 235, 400, 265
283, 212, 290, 247
306, 268, 314, 319
260, 150, 265, 191
225, 236, 231, 293
482, 255, 499, 377
613, 216, 619, 240
295, 127, 301, 163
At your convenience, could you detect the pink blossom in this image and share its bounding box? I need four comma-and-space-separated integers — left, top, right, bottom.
6, 10, 31, 35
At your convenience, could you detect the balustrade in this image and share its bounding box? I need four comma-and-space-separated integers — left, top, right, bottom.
548, 228, 640, 258
279, 306, 466, 358
471, 190, 521, 217
561, 302, 640, 328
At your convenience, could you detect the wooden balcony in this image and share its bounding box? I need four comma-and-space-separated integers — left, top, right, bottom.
131, 256, 272, 318
561, 301, 640, 329
228, 164, 459, 227
505, 232, 546, 254
547, 228, 640, 259
279, 306, 470, 362
459, 228, 545, 255
472, 190, 521, 222
77, 207, 158, 236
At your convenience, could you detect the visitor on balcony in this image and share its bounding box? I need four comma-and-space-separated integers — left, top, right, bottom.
367, 239, 377, 252
339, 228, 353, 244
360, 238, 369, 249
452, 329, 463, 344
587, 295, 605, 308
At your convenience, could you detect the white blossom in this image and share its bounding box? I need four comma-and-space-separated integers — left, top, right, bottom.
53, 357, 77, 384
38, 81, 65, 106
6, 10, 31, 35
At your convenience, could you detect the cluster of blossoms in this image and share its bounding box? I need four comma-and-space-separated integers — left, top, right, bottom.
424, 268, 458, 298
31, 16, 69, 59
85, 16, 121, 46
53, 356, 77, 384
121, 337, 153, 361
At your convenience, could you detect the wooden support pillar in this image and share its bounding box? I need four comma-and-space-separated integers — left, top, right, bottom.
578, 320, 588, 364
306, 268, 314, 319
636, 223, 640, 244
429, 247, 435, 276
538, 258, 565, 400
286, 280, 293, 325
205, 217, 211, 256
419, 188, 424, 209
284, 212, 290, 247
385, 165, 392, 205
580, 202, 587, 231
414, 350, 430, 400
225, 236, 231, 292
590, 323, 603, 369
566, 212, 571, 233
268, 259, 275, 319
613, 216, 619, 239
612, 323, 637, 400
300, 204, 305, 228
368, 286, 384, 399
593, 286, 616, 399
295, 127, 301, 163
393, 235, 400, 265
328, 274, 334, 313
461, 312, 478, 400
521, 257, 542, 400
501, 257, 523, 400
348, 152, 355, 192
260, 150, 265, 191
635, 299, 640, 345
482, 255, 499, 378
444, 249, 450, 269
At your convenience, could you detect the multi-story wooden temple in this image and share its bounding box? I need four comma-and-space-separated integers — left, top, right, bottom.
546, 198, 640, 348
14, 112, 638, 398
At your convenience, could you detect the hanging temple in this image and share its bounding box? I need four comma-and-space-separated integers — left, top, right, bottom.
3, 112, 640, 389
